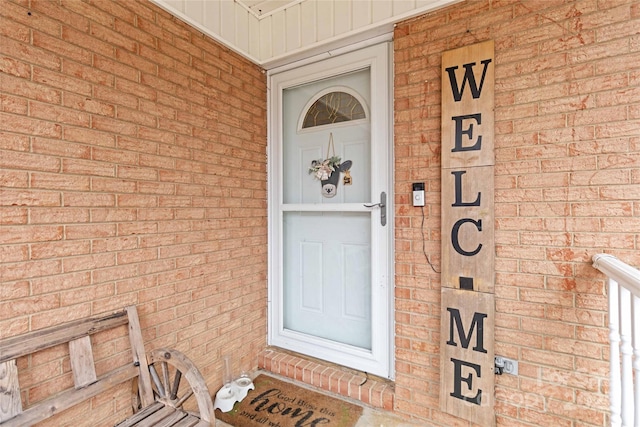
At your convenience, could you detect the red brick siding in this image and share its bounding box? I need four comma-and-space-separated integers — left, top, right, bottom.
0, 0, 266, 424
394, 0, 638, 425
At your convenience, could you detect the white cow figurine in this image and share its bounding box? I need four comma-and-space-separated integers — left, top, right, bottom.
309, 159, 352, 198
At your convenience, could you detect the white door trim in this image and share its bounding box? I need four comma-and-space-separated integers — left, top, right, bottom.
267, 42, 394, 378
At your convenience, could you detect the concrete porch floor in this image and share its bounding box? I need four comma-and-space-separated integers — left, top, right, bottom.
213, 372, 422, 427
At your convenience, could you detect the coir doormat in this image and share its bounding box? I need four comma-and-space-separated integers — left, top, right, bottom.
216, 374, 363, 427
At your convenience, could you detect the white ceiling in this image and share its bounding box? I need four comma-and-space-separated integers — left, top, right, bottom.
237, 0, 302, 17
152, 0, 460, 69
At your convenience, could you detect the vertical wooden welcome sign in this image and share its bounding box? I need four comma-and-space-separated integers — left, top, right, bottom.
439, 40, 495, 426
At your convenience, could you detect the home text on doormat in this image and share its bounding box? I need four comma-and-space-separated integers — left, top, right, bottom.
216, 374, 363, 427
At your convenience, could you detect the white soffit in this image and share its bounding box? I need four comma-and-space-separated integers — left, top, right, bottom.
150, 0, 460, 69
237, 0, 304, 17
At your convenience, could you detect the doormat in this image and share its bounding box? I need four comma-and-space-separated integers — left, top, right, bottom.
216, 374, 363, 427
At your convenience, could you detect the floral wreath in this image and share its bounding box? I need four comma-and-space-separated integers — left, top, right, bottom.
309, 155, 341, 181
308, 133, 343, 181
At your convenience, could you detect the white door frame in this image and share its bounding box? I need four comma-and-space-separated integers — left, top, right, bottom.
267, 41, 394, 378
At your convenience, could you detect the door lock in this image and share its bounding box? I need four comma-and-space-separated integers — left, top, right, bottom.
364, 191, 387, 226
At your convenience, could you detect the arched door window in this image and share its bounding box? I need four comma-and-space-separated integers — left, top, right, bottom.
299, 86, 368, 130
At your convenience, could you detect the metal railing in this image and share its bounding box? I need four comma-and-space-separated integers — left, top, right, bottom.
592, 254, 640, 427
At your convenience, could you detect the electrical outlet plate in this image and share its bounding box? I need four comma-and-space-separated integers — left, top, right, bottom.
494, 356, 518, 375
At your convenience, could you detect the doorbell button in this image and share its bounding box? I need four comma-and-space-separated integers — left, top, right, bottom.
412, 182, 425, 207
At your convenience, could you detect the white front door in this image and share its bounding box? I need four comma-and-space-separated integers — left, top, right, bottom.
268, 43, 393, 378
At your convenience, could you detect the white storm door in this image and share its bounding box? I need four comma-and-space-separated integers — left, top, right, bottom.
268, 43, 392, 378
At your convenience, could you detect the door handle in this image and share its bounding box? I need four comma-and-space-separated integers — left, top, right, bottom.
364, 191, 386, 226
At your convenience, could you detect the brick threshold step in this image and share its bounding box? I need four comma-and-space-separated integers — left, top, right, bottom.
258, 348, 394, 411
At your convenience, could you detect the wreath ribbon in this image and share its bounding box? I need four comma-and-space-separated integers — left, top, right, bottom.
326, 132, 335, 159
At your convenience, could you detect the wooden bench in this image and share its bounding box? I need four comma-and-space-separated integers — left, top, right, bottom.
0, 306, 214, 427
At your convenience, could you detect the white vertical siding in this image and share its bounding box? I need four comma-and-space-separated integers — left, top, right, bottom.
150, 0, 460, 68
371, 1, 393, 22
259, 16, 273, 60
164, 0, 184, 13
235, 5, 251, 52
202, 0, 221, 35
270, 12, 287, 57
352, 1, 372, 30
285, 4, 301, 52
315, 2, 334, 41
334, 1, 351, 36
393, 0, 416, 15
219, 0, 236, 44
299, 1, 317, 47
183, 0, 202, 18
248, 14, 262, 59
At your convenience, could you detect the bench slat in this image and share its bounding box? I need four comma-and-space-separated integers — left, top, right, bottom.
0, 311, 128, 363
127, 405, 179, 427
0, 360, 22, 422
115, 402, 165, 427
146, 409, 189, 427
69, 335, 97, 389
0, 364, 138, 427
125, 306, 155, 408
116, 404, 202, 427
171, 415, 201, 427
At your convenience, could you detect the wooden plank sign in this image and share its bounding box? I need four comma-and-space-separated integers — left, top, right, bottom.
440, 288, 495, 426
441, 40, 495, 170
440, 165, 495, 292
440, 40, 495, 425
441, 39, 495, 293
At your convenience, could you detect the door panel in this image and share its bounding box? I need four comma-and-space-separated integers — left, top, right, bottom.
282, 71, 371, 205
283, 212, 371, 349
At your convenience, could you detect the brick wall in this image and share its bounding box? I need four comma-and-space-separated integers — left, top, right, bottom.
394, 0, 639, 425
0, 0, 266, 424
